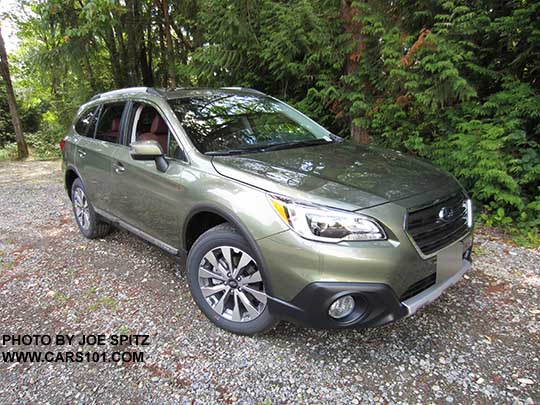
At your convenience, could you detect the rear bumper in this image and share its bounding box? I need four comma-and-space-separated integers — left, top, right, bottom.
268, 258, 472, 329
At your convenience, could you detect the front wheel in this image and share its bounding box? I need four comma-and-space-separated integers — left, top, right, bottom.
186, 223, 277, 335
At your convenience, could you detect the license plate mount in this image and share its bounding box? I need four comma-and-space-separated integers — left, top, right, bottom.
436, 242, 462, 284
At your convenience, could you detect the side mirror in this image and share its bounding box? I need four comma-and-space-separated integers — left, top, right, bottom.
130, 140, 169, 172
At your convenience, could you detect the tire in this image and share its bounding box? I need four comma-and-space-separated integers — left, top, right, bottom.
71, 178, 111, 239
186, 223, 277, 335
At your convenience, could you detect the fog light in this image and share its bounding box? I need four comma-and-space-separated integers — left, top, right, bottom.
328, 296, 355, 319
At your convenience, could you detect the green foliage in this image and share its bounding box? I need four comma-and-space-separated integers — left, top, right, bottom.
0, 143, 19, 161
0, 76, 46, 146
2, 0, 540, 243
0, 92, 12, 146
26, 132, 61, 160
309, 0, 540, 241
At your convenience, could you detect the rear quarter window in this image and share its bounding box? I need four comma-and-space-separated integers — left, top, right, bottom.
75, 106, 100, 137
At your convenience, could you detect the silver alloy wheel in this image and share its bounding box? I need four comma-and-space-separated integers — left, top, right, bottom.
198, 246, 267, 322
73, 187, 90, 231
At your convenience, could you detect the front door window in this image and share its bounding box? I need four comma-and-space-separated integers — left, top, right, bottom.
130, 104, 186, 161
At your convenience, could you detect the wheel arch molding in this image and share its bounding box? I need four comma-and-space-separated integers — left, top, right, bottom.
65, 164, 85, 200
182, 204, 275, 296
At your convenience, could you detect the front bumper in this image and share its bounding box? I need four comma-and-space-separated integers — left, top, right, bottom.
268, 258, 472, 329
402, 258, 471, 315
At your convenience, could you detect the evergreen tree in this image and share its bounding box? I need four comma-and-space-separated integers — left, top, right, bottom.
1, 0, 539, 238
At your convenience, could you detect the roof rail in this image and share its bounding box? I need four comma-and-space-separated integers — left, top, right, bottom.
90, 93, 101, 101
146, 87, 164, 96
220, 87, 266, 95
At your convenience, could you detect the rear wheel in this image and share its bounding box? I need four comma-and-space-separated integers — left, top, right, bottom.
71, 178, 111, 239
186, 223, 277, 335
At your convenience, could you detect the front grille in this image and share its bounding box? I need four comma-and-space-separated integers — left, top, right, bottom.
400, 273, 436, 301
406, 193, 469, 256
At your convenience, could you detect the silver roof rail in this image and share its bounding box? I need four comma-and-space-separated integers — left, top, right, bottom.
146, 87, 165, 96
220, 87, 266, 95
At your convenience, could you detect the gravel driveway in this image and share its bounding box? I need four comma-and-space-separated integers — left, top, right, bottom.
0, 160, 538, 404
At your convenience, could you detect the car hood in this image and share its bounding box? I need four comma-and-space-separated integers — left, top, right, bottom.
211, 142, 459, 210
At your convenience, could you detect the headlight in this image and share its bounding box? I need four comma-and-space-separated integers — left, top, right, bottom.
268, 194, 386, 242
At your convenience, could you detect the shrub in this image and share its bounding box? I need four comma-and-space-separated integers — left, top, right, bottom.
0, 143, 19, 161
26, 131, 62, 160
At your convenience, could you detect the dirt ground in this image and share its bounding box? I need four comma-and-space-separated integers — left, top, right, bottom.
0, 160, 538, 404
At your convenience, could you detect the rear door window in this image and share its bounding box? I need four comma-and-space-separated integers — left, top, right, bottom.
95, 103, 126, 144
75, 106, 100, 137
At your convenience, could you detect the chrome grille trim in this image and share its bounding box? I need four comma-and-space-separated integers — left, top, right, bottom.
405, 192, 471, 258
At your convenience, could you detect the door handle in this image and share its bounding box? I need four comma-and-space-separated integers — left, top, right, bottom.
112, 163, 125, 174
78, 150, 87, 158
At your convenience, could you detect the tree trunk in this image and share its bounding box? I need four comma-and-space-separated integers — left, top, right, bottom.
341, 0, 370, 144
82, 40, 97, 90
158, 19, 167, 87
125, 0, 142, 85
0, 26, 29, 159
115, 19, 131, 85
102, 28, 124, 88
139, 20, 154, 86
140, 40, 154, 87
158, 0, 176, 88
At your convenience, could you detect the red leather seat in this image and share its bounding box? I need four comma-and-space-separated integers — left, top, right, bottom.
99, 117, 120, 142
111, 117, 120, 132
139, 115, 168, 152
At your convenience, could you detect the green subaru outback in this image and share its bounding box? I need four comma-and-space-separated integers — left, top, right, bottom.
61, 87, 473, 335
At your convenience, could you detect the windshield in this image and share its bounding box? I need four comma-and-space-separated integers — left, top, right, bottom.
168, 92, 333, 154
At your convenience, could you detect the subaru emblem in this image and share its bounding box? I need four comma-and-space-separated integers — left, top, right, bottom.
438, 207, 454, 222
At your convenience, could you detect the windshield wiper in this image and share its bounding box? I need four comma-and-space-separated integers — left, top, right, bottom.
256, 138, 333, 152
206, 137, 338, 156
205, 148, 257, 156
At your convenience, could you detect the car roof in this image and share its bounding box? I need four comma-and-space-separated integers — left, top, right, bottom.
91, 86, 267, 102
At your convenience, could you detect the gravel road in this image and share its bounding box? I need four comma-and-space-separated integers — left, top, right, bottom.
0, 160, 538, 404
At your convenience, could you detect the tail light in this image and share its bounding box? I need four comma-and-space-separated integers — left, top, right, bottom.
60, 138, 66, 153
